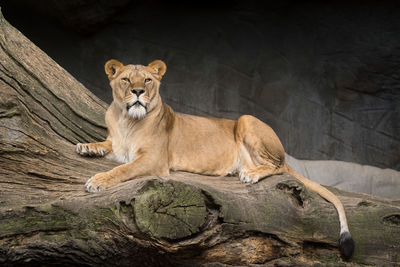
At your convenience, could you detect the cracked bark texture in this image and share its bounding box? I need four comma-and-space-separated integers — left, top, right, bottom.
0, 8, 400, 267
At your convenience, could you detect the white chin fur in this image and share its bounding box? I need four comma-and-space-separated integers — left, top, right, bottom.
128, 105, 147, 120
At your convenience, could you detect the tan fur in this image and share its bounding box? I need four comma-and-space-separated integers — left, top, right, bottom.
76, 59, 351, 246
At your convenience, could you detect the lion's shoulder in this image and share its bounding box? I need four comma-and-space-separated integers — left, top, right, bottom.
161, 103, 175, 132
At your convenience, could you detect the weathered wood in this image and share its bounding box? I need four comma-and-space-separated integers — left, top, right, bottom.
0, 8, 399, 266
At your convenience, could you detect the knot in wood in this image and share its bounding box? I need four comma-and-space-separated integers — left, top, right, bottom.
134, 180, 208, 240
276, 180, 308, 207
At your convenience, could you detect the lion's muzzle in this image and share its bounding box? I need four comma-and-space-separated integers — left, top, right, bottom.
127, 101, 147, 111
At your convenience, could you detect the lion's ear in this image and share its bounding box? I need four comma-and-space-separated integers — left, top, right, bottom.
147, 60, 167, 80
105, 59, 124, 80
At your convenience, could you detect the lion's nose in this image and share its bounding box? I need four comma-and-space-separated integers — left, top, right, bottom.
131, 89, 145, 97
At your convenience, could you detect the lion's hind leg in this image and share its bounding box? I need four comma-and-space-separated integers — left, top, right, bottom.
236, 115, 286, 183
240, 163, 285, 183
76, 140, 112, 157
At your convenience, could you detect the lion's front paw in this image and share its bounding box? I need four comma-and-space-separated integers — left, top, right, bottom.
76, 143, 107, 157
85, 172, 112, 193
239, 170, 260, 184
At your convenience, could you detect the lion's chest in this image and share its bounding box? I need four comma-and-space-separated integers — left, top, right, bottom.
108, 138, 137, 164
106, 121, 141, 164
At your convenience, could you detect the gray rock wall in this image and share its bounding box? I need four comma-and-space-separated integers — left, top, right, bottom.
286, 154, 400, 199
2, 1, 399, 170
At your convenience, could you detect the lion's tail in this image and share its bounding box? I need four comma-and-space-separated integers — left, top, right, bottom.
285, 164, 355, 260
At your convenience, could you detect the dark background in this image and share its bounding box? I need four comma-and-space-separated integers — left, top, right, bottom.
1, 0, 399, 170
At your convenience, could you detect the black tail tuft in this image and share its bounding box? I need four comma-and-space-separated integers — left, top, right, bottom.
339, 231, 355, 260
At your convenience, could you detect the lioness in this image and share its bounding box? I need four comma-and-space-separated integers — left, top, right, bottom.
76, 59, 354, 259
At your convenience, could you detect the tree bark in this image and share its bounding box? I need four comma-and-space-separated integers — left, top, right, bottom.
0, 8, 399, 267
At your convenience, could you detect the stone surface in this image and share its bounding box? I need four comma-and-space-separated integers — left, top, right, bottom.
1, 1, 399, 171
286, 154, 400, 200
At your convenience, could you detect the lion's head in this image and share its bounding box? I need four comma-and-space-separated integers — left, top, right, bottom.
105, 59, 167, 120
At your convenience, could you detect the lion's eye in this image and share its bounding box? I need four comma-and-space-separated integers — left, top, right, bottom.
144, 78, 152, 83
122, 77, 130, 83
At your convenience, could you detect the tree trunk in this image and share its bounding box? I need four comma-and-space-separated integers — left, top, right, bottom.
0, 9, 399, 267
